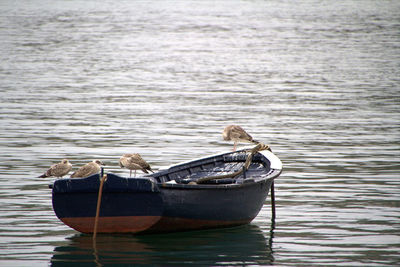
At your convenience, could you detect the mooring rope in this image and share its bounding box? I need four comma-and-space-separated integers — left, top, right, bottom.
195, 143, 270, 184
93, 174, 107, 240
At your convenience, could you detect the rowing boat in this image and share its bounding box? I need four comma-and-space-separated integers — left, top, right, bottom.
50, 145, 282, 234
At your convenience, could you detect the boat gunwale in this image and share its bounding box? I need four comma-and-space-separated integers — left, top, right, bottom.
49, 148, 282, 192
159, 169, 281, 190
153, 148, 282, 189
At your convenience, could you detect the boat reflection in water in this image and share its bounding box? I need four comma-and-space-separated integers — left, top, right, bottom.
50, 224, 274, 266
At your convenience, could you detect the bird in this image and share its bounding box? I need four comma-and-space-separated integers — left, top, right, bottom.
222, 125, 259, 151
38, 159, 72, 178
119, 153, 154, 177
70, 160, 105, 178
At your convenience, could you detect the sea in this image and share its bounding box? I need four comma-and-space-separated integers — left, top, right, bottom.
0, 0, 399, 266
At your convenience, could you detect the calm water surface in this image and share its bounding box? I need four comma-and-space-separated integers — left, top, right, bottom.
0, 0, 399, 266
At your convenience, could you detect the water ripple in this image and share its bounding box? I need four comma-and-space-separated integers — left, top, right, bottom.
1, 0, 399, 266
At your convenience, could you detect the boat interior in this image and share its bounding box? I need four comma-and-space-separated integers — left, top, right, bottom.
151, 151, 274, 185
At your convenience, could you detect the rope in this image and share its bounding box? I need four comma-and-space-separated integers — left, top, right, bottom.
195, 143, 270, 184
93, 174, 107, 240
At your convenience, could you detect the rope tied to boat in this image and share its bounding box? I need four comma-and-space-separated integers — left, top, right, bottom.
93, 173, 107, 240
194, 143, 271, 184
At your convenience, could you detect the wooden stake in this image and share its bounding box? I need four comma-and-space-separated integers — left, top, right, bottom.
271, 181, 276, 222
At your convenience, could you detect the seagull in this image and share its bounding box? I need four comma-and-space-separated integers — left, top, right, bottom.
38, 159, 72, 178
222, 125, 259, 151
70, 160, 105, 178
119, 153, 154, 177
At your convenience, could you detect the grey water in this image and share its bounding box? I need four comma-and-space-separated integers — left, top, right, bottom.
1, 0, 399, 266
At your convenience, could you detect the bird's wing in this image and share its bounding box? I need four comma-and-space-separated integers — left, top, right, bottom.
134, 155, 152, 169
46, 163, 60, 176
52, 163, 71, 177
71, 163, 95, 178
233, 125, 253, 141
127, 156, 150, 173
119, 157, 127, 168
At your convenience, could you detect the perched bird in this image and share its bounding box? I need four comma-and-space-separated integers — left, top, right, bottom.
222, 125, 259, 151
70, 160, 105, 178
119, 153, 154, 177
38, 159, 72, 178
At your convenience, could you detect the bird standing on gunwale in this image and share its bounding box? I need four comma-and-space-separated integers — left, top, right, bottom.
222, 125, 259, 151
70, 159, 105, 178
38, 159, 72, 178
119, 153, 154, 177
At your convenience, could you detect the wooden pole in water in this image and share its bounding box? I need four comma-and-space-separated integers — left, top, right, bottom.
271, 181, 276, 222
93, 173, 107, 240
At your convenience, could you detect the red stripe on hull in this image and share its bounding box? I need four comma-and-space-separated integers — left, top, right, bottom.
60, 216, 253, 234
61, 216, 161, 234
144, 217, 252, 234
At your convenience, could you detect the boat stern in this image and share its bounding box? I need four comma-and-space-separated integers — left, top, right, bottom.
51, 173, 163, 234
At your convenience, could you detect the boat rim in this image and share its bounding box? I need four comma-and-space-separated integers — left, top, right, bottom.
161, 146, 283, 171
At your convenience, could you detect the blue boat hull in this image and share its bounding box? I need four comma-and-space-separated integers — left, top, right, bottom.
144, 179, 272, 233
